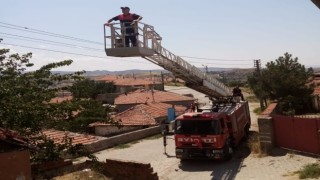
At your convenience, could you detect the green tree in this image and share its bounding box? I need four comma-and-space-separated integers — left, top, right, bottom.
0, 49, 112, 158
0, 49, 114, 134
248, 52, 314, 114
70, 79, 115, 99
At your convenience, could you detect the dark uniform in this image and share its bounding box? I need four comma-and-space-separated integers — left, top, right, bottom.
233, 87, 244, 101
111, 13, 141, 47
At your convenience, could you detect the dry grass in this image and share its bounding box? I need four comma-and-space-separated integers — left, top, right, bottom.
248, 133, 267, 157
296, 163, 320, 179
53, 169, 110, 180
246, 95, 259, 103
288, 151, 295, 158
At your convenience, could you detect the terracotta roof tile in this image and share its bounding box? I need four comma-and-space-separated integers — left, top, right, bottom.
115, 89, 194, 105
0, 128, 30, 147
42, 129, 99, 145
260, 103, 277, 116
91, 103, 187, 126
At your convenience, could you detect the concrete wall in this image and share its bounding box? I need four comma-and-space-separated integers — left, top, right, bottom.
0, 150, 31, 180
258, 103, 278, 153
94, 125, 141, 136
312, 95, 320, 112
87, 126, 161, 152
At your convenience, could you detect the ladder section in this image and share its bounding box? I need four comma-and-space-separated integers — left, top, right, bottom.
104, 23, 232, 98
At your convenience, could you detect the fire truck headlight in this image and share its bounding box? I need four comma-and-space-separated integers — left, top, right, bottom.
212, 150, 223, 154
176, 149, 184, 153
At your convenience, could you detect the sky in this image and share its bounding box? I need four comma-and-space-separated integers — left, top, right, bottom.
0, 0, 320, 71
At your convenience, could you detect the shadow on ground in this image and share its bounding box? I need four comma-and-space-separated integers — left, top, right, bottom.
178, 139, 251, 180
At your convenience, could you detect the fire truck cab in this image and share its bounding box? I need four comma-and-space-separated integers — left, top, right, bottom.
174, 97, 251, 160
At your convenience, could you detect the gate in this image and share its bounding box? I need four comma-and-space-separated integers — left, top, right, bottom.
272, 115, 320, 154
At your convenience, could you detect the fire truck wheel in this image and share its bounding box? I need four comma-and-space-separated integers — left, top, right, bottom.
243, 124, 250, 141
224, 143, 234, 160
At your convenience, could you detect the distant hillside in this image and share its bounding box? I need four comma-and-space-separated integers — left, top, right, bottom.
52, 67, 235, 77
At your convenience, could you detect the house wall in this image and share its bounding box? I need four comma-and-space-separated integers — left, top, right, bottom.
96, 93, 122, 104
94, 126, 141, 136
312, 95, 320, 112
116, 84, 164, 94
0, 150, 31, 180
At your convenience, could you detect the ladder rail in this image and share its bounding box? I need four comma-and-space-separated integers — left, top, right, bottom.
104, 22, 232, 98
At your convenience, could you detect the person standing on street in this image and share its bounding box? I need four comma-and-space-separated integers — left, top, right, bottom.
105, 7, 143, 47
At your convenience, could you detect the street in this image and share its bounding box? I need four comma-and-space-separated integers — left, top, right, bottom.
90, 86, 316, 180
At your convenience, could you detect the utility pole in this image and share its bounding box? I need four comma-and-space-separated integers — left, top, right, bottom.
254, 59, 265, 109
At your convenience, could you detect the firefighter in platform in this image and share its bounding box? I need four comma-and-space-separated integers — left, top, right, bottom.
232, 86, 244, 101
105, 7, 143, 47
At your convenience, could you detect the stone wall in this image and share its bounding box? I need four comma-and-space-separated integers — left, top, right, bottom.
87, 126, 161, 152
35, 159, 159, 180
105, 159, 158, 180
257, 103, 278, 153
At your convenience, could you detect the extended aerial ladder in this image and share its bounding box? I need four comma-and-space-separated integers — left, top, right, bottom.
104, 22, 232, 98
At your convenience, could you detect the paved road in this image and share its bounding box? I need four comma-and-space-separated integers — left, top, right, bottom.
89, 86, 317, 180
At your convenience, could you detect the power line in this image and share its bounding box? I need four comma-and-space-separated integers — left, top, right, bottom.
188, 60, 252, 66
0, 41, 252, 67
0, 21, 255, 66
180, 55, 253, 62
0, 33, 104, 52
0, 23, 103, 45
0, 42, 151, 65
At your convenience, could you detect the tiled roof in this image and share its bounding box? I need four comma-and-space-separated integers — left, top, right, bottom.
50, 95, 73, 104
260, 103, 278, 116
0, 128, 30, 148
0, 128, 100, 149
97, 75, 162, 86
115, 89, 194, 105
42, 129, 99, 145
91, 103, 187, 126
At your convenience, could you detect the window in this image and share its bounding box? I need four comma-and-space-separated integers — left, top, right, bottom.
175, 119, 221, 135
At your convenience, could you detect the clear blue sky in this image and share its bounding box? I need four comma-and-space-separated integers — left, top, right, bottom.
1, 0, 319, 71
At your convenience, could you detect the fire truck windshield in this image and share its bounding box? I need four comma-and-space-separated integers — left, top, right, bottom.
175, 119, 221, 135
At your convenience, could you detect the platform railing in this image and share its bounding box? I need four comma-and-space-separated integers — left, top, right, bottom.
104, 22, 231, 97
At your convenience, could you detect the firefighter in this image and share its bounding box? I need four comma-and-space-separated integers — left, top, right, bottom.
232, 86, 244, 101
105, 7, 143, 47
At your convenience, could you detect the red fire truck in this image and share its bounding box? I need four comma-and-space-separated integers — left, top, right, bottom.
174, 97, 251, 160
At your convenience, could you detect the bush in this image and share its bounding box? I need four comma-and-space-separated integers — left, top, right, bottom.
297, 163, 320, 179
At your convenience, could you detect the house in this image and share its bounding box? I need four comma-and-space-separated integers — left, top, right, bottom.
0, 128, 32, 180
310, 73, 320, 112
90, 102, 187, 136
312, 87, 320, 112
97, 75, 164, 93
114, 89, 195, 112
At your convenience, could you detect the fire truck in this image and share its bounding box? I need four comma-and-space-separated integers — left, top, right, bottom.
104, 22, 251, 159
174, 97, 251, 159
